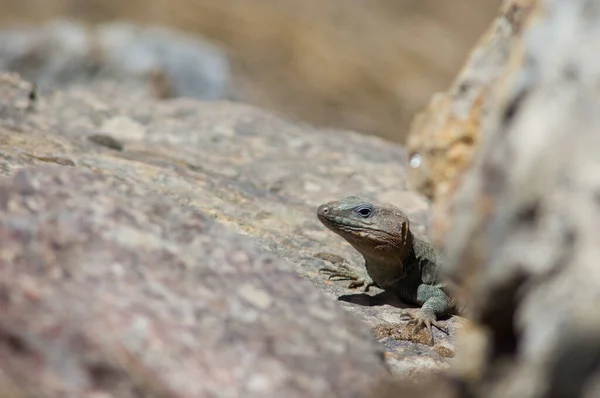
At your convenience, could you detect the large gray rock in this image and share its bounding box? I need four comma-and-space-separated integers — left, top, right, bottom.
0, 20, 231, 100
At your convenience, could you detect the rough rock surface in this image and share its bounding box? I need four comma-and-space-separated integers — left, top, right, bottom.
0, 166, 388, 397
440, 0, 600, 397
0, 20, 231, 101
0, 70, 459, 396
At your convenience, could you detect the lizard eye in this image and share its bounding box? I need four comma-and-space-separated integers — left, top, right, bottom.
355, 206, 373, 218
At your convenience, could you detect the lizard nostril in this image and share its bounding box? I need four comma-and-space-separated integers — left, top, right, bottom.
318, 204, 330, 215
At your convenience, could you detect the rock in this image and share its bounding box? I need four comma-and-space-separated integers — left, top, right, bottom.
357, 373, 462, 398
0, 165, 390, 397
0, 70, 455, 394
0, 20, 231, 100
406, 0, 537, 245
438, 0, 600, 396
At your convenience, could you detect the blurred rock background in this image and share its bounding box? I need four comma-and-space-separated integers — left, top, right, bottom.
0, 0, 501, 142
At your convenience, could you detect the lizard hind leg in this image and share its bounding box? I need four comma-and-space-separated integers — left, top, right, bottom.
400, 308, 449, 346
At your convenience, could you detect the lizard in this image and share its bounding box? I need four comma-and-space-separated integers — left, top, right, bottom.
316, 196, 457, 345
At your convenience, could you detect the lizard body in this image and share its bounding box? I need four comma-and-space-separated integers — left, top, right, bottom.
317, 196, 456, 344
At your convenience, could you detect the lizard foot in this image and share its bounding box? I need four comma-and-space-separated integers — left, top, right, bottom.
399, 309, 448, 346
319, 264, 375, 292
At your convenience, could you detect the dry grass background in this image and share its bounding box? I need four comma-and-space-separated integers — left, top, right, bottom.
0, 0, 501, 142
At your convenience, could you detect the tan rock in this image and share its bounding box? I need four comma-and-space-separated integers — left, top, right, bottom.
441, 0, 600, 396
406, 0, 537, 244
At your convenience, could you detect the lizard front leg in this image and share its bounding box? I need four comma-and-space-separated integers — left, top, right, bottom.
314, 252, 377, 291
399, 284, 451, 345
319, 263, 377, 291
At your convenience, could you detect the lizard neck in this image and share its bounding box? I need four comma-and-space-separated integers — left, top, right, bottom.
347, 227, 414, 265
361, 241, 414, 289
351, 229, 415, 290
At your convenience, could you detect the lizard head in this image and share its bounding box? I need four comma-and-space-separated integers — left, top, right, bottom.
317, 196, 413, 262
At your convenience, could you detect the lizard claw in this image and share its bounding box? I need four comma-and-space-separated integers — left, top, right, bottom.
318, 265, 374, 292
399, 309, 448, 346
319, 264, 357, 281
320, 265, 355, 280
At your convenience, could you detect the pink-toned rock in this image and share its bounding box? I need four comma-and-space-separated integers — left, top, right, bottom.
0, 166, 388, 397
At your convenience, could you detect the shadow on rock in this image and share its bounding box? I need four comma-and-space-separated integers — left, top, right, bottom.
338, 290, 411, 309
